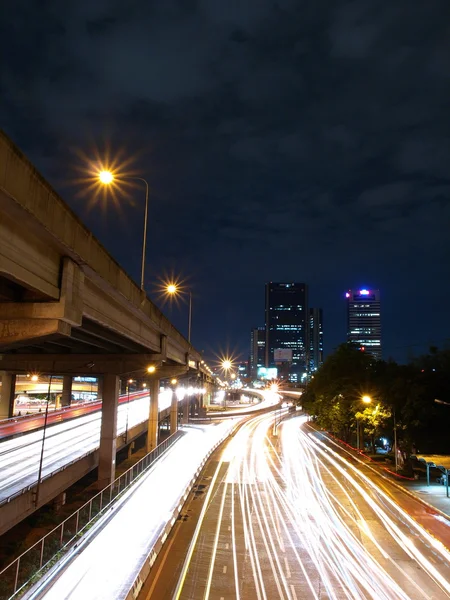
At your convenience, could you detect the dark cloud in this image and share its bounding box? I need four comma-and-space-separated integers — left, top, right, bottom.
1, 0, 449, 361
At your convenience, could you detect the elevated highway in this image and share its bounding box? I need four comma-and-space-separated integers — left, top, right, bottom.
0, 130, 216, 494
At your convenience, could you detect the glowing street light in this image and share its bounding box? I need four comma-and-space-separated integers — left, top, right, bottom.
99, 170, 114, 184
222, 359, 232, 371
147, 365, 156, 374
98, 170, 149, 291
356, 395, 372, 451
165, 282, 192, 344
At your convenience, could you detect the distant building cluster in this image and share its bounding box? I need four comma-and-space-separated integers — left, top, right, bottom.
248, 283, 382, 385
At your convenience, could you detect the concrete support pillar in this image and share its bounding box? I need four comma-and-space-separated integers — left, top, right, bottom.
182, 397, 189, 425
53, 492, 66, 512
0, 372, 16, 419
98, 373, 119, 488
97, 376, 103, 401
127, 443, 133, 460
146, 379, 159, 453
170, 389, 178, 435
61, 375, 72, 407
55, 394, 61, 410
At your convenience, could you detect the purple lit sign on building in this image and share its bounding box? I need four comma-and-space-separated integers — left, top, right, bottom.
359, 289, 370, 295
345, 292, 350, 298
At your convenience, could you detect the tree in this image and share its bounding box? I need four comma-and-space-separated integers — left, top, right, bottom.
302, 344, 377, 441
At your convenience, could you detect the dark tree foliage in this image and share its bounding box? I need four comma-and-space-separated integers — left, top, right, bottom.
302, 344, 450, 453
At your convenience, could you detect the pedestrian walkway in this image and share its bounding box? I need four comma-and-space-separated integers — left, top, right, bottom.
325, 432, 450, 520
386, 454, 450, 519
361, 451, 450, 519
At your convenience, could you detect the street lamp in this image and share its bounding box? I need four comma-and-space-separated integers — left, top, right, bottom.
165, 283, 192, 343
356, 395, 372, 451
392, 406, 398, 472
34, 375, 53, 507
98, 171, 149, 291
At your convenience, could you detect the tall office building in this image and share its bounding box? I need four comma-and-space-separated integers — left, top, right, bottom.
265, 282, 308, 383
309, 308, 323, 373
250, 327, 266, 378
346, 288, 382, 360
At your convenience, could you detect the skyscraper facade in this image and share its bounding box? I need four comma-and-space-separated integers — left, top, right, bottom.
346, 288, 382, 360
265, 282, 308, 383
250, 327, 266, 379
309, 308, 324, 373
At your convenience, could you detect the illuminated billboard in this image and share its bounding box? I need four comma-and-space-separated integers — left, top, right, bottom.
257, 367, 278, 380
274, 348, 292, 363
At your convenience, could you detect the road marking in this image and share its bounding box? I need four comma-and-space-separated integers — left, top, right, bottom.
225, 543, 229, 550
228, 525, 231, 531
223, 565, 227, 573
284, 557, 291, 578
290, 584, 298, 599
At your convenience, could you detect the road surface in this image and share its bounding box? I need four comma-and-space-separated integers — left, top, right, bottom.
145, 413, 450, 599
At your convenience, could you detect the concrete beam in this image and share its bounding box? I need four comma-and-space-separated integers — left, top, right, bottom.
0, 201, 60, 300
0, 319, 71, 346
0, 353, 165, 375
148, 365, 189, 380
0, 257, 84, 327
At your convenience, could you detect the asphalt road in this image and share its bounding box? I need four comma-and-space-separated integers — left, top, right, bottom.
141, 413, 450, 600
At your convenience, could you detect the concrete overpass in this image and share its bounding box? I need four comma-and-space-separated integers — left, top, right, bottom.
0, 130, 215, 489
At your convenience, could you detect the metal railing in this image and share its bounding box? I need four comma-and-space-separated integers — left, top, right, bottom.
0, 430, 184, 600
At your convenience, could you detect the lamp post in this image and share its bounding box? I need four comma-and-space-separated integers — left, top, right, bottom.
221, 360, 234, 410
166, 283, 192, 343
356, 395, 372, 451
392, 406, 398, 472
99, 171, 149, 291
34, 374, 53, 507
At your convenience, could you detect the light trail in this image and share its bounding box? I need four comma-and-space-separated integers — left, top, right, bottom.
175, 411, 450, 599
0, 390, 180, 502
27, 420, 239, 600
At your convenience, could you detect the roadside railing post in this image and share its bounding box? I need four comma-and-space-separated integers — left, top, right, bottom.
14, 558, 20, 594
39, 538, 44, 569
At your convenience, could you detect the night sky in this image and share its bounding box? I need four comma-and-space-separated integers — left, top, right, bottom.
1, 1, 449, 364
